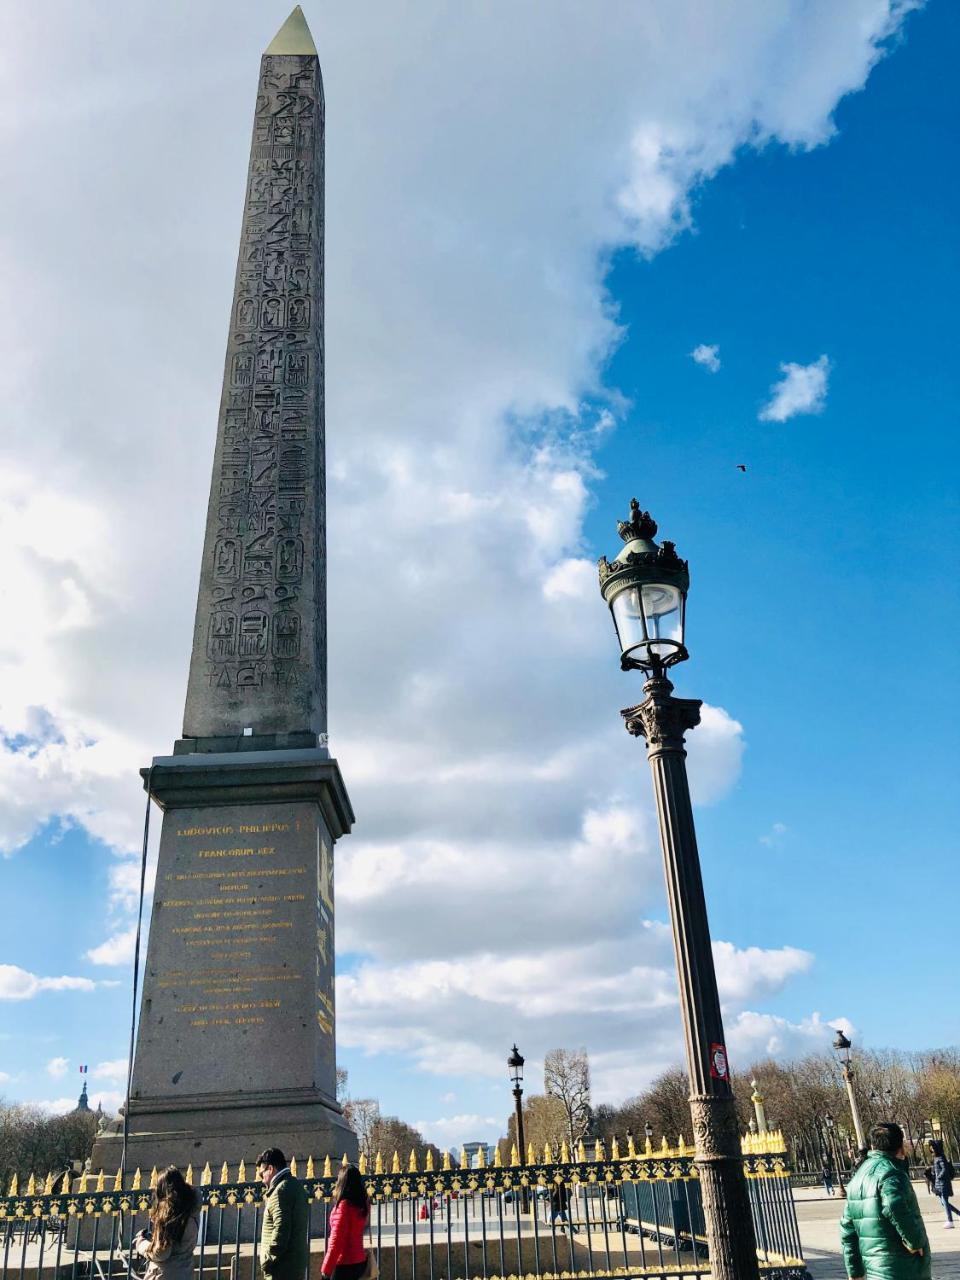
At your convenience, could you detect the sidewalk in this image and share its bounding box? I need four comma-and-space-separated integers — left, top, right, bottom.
797, 1188, 960, 1279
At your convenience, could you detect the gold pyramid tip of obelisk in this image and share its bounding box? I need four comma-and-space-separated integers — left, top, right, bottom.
265, 6, 316, 55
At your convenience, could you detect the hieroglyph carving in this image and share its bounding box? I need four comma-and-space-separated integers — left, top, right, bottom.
184, 50, 326, 737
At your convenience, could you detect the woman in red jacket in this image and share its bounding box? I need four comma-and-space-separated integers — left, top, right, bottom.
321, 1165, 370, 1280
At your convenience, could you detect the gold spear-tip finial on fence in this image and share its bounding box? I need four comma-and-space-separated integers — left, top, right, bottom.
660, 1136, 669, 1154
527, 1142, 535, 1166
677, 1136, 688, 1157
543, 1142, 553, 1164
27, 1174, 36, 1195
44, 1171, 54, 1194
576, 1139, 587, 1163
510, 1143, 519, 1167
290, 1157, 297, 1177
113, 1169, 123, 1191
442, 1150, 451, 1171
611, 1137, 620, 1161
561, 1140, 570, 1164
78, 1171, 89, 1192
391, 1151, 401, 1174
408, 1150, 418, 1173
426, 1149, 434, 1172
96, 1170, 105, 1192
359, 1153, 367, 1175
7, 1173, 17, 1196
493, 1145, 502, 1168
150, 1167, 159, 1189
220, 1162, 230, 1185
374, 1151, 384, 1175
459, 1146, 469, 1170
133, 1168, 142, 1191
476, 1145, 486, 1169
594, 1139, 604, 1162
323, 1155, 332, 1178
201, 1162, 212, 1186
185, 1164, 194, 1184
341, 1153, 349, 1167
238, 1160, 246, 1184
627, 1132, 636, 1158
306, 1156, 315, 1178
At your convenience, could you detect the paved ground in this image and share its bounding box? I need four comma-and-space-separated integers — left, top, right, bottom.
797, 1184, 960, 1279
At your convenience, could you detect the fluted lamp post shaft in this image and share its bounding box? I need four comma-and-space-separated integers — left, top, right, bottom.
598, 501, 760, 1280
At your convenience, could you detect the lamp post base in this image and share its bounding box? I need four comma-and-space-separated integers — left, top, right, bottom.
689, 1095, 763, 1280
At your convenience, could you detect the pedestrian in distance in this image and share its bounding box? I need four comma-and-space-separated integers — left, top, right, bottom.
823, 1156, 836, 1197
931, 1140, 960, 1228
320, 1164, 372, 1280
257, 1148, 309, 1280
923, 1166, 934, 1195
840, 1122, 930, 1280
133, 1166, 201, 1280
550, 1181, 578, 1234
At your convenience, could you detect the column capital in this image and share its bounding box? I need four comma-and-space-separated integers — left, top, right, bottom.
621, 676, 702, 750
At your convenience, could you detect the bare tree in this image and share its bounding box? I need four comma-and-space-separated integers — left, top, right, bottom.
346, 1097, 381, 1164
544, 1049, 591, 1150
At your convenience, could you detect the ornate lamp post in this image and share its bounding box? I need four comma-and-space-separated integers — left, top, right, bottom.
508, 1044, 529, 1211
598, 500, 759, 1280
832, 1030, 867, 1154
644, 1121, 654, 1154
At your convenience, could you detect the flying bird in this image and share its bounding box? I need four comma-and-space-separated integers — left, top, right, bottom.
736, 464, 747, 472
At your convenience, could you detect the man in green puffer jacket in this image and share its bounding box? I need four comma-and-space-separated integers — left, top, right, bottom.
257, 1147, 310, 1280
840, 1123, 930, 1280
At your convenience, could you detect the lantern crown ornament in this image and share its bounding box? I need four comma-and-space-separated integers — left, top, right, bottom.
598, 499, 690, 672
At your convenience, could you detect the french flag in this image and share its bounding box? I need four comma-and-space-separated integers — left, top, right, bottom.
79, 1064, 88, 1074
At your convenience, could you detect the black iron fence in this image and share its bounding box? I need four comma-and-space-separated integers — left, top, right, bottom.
1, 1150, 806, 1280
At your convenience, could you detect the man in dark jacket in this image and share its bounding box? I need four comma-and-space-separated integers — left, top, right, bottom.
840, 1123, 930, 1280
257, 1148, 310, 1280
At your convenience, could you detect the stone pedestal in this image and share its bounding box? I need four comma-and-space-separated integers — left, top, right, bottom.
91, 749, 357, 1174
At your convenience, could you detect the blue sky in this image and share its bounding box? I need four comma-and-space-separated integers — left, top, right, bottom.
0, 0, 955, 1146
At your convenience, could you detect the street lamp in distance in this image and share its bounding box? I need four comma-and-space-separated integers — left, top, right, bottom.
507, 1044, 529, 1211
644, 1121, 653, 1154
832, 1029, 867, 1154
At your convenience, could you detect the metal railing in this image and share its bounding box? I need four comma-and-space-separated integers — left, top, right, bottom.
1, 1149, 806, 1280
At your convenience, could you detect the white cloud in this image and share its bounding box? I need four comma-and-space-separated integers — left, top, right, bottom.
0, 0, 919, 1104
36, 1089, 125, 1116
86, 927, 137, 967
0, 965, 97, 1000
92, 1059, 129, 1084
690, 344, 721, 373
415, 1114, 502, 1147
759, 355, 831, 422
759, 821, 788, 847
727, 1010, 852, 1065
46, 1056, 70, 1079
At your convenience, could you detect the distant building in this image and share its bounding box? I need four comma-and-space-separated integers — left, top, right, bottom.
463, 1141, 497, 1168
74, 1082, 91, 1113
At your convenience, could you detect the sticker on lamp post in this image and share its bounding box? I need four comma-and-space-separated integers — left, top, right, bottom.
710, 1044, 729, 1080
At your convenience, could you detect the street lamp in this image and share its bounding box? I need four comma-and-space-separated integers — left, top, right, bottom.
644, 1121, 654, 1154
598, 501, 759, 1280
507, 1044, 529, 1211
831, 1029, 867, 1153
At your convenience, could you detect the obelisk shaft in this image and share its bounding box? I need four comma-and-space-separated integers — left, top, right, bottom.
182, 25, 326, 743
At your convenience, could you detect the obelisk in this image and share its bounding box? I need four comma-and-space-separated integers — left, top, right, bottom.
93, 7, 357, 1173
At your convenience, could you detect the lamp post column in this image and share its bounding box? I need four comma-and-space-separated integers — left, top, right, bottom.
624, 674, 760, 1280
842, 1064, 867, 1153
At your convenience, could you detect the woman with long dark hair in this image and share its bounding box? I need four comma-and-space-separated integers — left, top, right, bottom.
133, 1166, 201, 1280
320, 1165, 370, 1280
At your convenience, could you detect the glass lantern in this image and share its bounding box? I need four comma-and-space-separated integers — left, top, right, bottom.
598, 500, 689, 672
